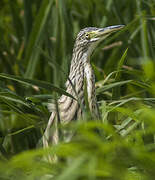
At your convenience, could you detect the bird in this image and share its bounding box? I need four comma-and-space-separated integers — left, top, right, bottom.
43, 25, 124, 162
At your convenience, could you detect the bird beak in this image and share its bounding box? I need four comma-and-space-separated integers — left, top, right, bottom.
98, 25, 125, 35
90, 25, 124, 42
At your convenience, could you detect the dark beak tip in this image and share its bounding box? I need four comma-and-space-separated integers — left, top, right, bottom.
99, 25, 125, 32
109, 24, 125, 29
119, 24, 125, 28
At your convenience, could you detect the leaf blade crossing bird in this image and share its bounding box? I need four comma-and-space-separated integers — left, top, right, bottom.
43, 25, 124, 161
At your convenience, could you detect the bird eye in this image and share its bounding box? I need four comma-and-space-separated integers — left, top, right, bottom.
85, 33, 90, 40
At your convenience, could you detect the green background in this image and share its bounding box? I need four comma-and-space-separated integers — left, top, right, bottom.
0, 0, 155, 179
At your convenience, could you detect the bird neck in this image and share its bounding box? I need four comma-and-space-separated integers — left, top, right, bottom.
66, 48, 95, 100
64, 46, 91, 97
61, 48, 99, 120
66, 50, 99, 118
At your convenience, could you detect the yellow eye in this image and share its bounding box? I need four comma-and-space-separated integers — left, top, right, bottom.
85, 33, 90, 39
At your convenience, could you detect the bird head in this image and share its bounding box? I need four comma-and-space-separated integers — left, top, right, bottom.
74, 25, 124, 58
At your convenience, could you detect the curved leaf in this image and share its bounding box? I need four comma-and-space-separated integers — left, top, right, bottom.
0, 73, 75, 100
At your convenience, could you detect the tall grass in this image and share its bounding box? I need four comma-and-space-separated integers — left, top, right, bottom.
0, 0, 155, 179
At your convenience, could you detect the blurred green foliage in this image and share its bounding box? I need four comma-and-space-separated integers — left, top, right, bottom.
0, 0, 155, 179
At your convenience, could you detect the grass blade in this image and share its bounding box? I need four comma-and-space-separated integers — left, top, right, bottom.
24, 0, 53, 78
0, 73, 75, 99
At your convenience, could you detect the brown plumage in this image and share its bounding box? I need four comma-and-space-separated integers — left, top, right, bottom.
43, 25, 124, 162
